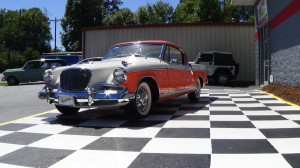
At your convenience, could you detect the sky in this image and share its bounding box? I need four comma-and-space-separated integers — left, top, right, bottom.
1, 0, 179, 51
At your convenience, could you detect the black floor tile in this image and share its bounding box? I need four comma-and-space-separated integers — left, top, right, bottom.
211, 121, 255, 128
0, 147, 74, 168
282, 154, 300, 168
0, 123, 36, 131
0, 132, 51, 145
212, 139, 278, 153
120, 120, 166, 127
129, 153, 210, 168
156, 128, 210, 138
247, 115, 287, 120
260, 128, 300, 138
59, 127, 113, 136
83, 137, 151, 151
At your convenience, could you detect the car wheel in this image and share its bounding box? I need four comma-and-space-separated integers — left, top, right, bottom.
126, 82, 152, 118
216, 73, 229, 84
55, 105, 80, 114
7, 77, 19, 86
188, 78, 202, 102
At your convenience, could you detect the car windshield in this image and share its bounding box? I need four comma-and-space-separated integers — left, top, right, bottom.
103, 43, 163, 60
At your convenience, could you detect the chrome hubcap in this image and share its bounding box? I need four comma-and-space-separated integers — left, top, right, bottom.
219, 75, 228, 84
136, 87, 148, 113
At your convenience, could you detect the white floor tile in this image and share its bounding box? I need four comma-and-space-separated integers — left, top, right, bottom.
268, 106, 300, 111
211, 154, 292, 168
282, 115, 300, 120
50, 150, 139, 168
236, 103, 266, 107
259, 100, 286, 104
269, 138, 300, 154
141, 138, 211, 154
174, 110, 209, 116
209, 107, 241, 111
181, 103, 208, 108
231, 98, 257, 102
0, 163, 31, 168
211, 128, 266, 139
163, 120, 210, 128
252, 120, 300, 129
210, 101, 235, 104
0, 143, 24, 157
19, 124, 72, 134
0, 130, 13, 137
29, 134, 99, 150
102, 127, 161, 138
210, 115, 249, 121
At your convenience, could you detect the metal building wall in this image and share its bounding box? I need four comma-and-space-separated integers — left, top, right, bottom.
82, 23, 255, 81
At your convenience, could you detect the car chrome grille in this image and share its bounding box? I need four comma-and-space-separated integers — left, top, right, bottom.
60, 68, 92, 91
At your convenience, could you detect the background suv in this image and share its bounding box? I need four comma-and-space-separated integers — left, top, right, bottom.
194, 51, 239, 84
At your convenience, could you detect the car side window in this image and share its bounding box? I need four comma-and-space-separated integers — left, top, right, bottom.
170, 47, 183, 64
198, 54, 213, 63
25, 62, 40, 69
50, 62, 63, 68
40, 62, 49, 68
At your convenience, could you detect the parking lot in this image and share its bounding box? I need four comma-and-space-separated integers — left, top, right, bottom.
0, 84, 300, 168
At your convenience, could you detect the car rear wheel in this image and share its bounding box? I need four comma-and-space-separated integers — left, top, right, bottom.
7, 77, 19, 86
215, 73, 229, 84
126, 82, 152, 118
55, 105, 80, 114
188, 78, 202, 102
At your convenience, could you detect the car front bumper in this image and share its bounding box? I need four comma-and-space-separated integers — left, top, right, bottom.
38, 83, 135, 108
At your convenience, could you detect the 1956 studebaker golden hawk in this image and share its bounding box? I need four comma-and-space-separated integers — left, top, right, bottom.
38, 40, 208, 118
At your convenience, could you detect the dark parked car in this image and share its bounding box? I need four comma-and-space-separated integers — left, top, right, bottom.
2, 59, 66, 86
193, 51, 239, 84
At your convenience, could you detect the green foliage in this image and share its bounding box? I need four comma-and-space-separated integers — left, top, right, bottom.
0, 8, 51, 70
103, 8, 137, 26
61, 0, 122, 51
223, 0, 254, 22
23, 47, 40, 60
198, 0, 223, 22
173, 0, 199, 23
136, 1, 174, 24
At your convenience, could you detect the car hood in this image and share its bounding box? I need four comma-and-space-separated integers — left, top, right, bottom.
51, 56, 164, 86
3, 68, 23, 73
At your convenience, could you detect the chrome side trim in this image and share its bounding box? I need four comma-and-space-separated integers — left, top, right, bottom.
159, 87, 195, 98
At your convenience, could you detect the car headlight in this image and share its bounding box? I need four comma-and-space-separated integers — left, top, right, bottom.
113, 68, 127, 83
43, 69, 53, 83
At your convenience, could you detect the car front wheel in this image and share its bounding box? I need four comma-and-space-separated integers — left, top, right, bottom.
55, 105, 80, 114
126, 82, 152, 118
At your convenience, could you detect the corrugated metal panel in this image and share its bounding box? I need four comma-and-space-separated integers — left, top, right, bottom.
84, 24, 255, 81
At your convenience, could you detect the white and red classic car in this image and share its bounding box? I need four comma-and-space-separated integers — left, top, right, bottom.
38, 40, 207, 118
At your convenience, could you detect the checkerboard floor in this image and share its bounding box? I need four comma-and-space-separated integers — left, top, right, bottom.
0, 89, 300, 168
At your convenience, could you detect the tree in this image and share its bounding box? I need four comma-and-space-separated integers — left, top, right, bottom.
135, 1, 174, 24
223, 0, 254, 22
61, 0, 122, 51
103, 8, 137, 26
198, 0, 223, 22
173, 0, 200, 23
0, 8, 50, 69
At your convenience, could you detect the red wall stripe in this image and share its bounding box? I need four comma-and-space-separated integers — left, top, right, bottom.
270, 0, 300, 29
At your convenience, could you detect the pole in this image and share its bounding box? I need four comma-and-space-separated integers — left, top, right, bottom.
50, 18, 61, 52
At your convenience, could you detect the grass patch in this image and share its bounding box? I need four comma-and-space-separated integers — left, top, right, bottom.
0, 82, 44, 86
262, 83, 300, 106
